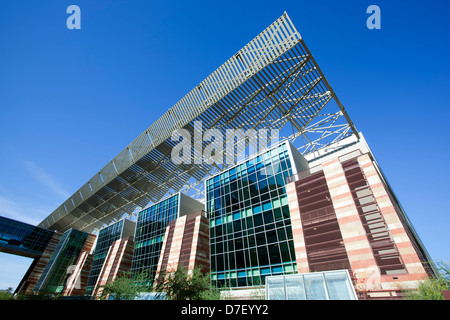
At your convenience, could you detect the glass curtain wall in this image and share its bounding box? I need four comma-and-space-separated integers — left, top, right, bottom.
131, 194, 180, 282
207, 142, 297, 288
33, 229, 89, 293
85, 220, 124, 295
0, 216, 54, 257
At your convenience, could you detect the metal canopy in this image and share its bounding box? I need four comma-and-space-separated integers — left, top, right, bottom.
38, 12, 358, 233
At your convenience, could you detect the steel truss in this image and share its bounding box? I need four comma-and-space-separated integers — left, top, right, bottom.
39, 12, 358, 233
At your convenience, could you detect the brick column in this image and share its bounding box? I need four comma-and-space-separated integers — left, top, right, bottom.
166, 215, 187, 272
286, 181, 309, 273
93, 237, 135, 297
357, 154, 428, 281
188, 215, 202, 271
322, 158, 381, 290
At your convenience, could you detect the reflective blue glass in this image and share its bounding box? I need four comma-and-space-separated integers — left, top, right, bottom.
207, 142, 298, 288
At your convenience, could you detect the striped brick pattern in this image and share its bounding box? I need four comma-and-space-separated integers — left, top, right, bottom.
166, 215, 188, 272
157, 224, 175, 274
21, 232, 63, 294
357, 154, 428, 289
286, 181, 309, 273
156, 211, 210, 277
322, 158, 381, 289
83, 234, 97, 253
188, 214, 210, 273
92, 236, 135, 297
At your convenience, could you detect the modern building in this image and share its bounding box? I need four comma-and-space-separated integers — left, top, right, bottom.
0, 216, 56, 258
37, 12, 360, 238
285, 133, 434, 299
0, 216, 63, 294
32, 228, 96, 294
90, 234, 135, 298
156, 209, 210, 275
207, 141, 309, 288
61, 248, 94, 296
85, 218, 136, 296
1, 12, 437, 300
206, 134, 435, 298
131, 192, 204, 283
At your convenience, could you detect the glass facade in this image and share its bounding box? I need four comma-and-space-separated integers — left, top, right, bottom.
34, 228, 90, 293
206, 142, 298, 288
85, 220, 124, 295
0, 216, 54, 257
266, 270, 357, 300
131, 193, 180, 281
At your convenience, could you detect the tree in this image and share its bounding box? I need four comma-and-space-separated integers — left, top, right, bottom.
14, 289, 60, 300
99, 266, 220, 300
155, 266, 220, 300
0, 288, 13, 300
99, 269, 153, 300
406, 261, 450, 300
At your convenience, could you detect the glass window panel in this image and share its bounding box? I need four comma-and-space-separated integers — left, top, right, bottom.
260, 192, 270, 202
250, 248, 258, 267
254, 214, 263, 227
275, 174, 284, 187
268, 244, 281, 264
234, 237, 243, 250
227, 239, 234, 251
263, 210, 274, 224
285, 275, 306, 300
246, 217, 254, 229
325, 272, 354, 300
262, 201, 272, 211
261, 267, 271, 275
255, 226, 264, 233
256, 232, 266, 246
216, 255, 224, 272
266, 230, 278, 244
285, 225, 293, 239
216, 241, 223, 254
265, 222, 275, 231
282, 205, 290, 219
248, 234, 256, 247
236, 250, 245, 269
258, 178, 268, 191
228, 252, 236, 270
257, 246, 269, 266
274, 208, 283, 221
304, 274, 328, 300
267, 277, 285, 300
232, 220, 241, 232
268, 176, 276, 189
248, 173, 257, 184
277, 228, 287, 241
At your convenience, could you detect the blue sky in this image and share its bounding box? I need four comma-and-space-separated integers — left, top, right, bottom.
0, 0, 449, 290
